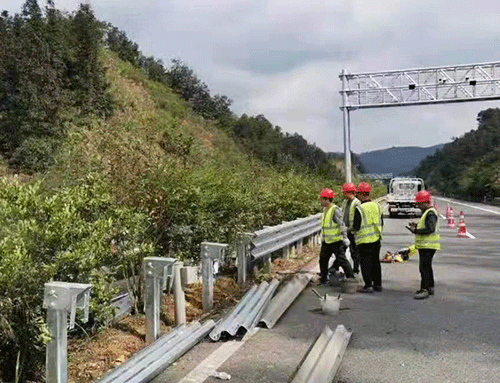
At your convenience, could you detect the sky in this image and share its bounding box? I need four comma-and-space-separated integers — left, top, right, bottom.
2, 0, 500, 154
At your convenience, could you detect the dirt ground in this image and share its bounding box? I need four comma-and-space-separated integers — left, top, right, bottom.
67, 245, 319, 382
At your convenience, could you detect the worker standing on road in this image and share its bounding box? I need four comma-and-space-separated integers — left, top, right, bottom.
407, 190, 440, 299
341, 183, 361, 275
317, 188, 354, 285
353, 182, 383, 293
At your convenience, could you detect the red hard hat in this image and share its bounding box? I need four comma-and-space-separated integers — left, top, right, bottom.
415, 190, 431, 204
356, 182, 371, 193
320, 188, 335, 199
342, 183, 356, 192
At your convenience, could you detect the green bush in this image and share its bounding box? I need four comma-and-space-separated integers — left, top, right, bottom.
8, 136, 58, 173
0, 175, 154, 382
143, 155, 323, 262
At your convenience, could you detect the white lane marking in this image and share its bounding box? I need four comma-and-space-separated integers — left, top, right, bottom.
177, 327, 260, 383
466, 232, 476, 239
436, 197, 500, 216
439, 214, 447, 220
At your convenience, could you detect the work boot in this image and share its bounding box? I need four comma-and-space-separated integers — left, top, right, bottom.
357, 285, 373, 293
312, 279, 329, 286
427, 287, 434, 295
373, 286, 383, 292
414, 289, 429, 299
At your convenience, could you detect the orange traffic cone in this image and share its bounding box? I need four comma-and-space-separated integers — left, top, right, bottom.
447, 207, 455, 228
457, 211, 467, 238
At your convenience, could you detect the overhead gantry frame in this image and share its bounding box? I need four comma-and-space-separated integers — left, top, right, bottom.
340, 61, 500, 182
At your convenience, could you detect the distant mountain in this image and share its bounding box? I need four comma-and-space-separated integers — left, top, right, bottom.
359, 144, 445, 176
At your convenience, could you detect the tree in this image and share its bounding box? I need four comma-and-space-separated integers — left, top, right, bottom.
0, 0, 65, 168
414, 108, 500, 199
140, 55, 167, 83
69, 4, 112, 117
165, 59, 232, 122
104, 23, 140, 66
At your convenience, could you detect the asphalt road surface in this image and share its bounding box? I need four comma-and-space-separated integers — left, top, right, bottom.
153, 197, 500, 383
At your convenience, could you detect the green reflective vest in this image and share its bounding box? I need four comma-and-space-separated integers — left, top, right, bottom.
321, 204, 343, 244
342, 197, 361, 229
355, 201, 382, 245
415, 208, 441, 250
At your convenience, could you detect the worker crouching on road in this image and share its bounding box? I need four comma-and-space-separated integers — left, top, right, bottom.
407, 190, 440, 299
317, 188, 355, 285
353, 182, 383, 293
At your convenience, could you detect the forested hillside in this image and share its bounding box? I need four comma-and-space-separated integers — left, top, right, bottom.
0, 2, 374, 381
360, 144, 444, 176
413, 108, 500, 201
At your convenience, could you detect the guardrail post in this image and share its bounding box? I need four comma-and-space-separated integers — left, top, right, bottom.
237, 234, 253, 287
44, 282, 92, 383
262, 254, 272, 273
201, 242, 229, 312
297, 238, 303, 254
174, 261, 186, 325
286, 244, 296, 259
144, 257, 176, 344
315, 233, 321, 246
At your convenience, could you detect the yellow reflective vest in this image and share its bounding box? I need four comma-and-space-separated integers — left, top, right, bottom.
342, 197, 361, 230
415, 208, 441, 250
321, 204, 343, 244
355, 201, 382, 245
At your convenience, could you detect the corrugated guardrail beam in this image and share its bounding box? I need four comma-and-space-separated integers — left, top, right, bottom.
209, 279, 279, 341
237, 213, 321, 286
291, 325, 352, 383
251, 214, 321, 261
259, 273, 314, 329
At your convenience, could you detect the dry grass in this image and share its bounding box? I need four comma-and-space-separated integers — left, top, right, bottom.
67, 315, 154, 382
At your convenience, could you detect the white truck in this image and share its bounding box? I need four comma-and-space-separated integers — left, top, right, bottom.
386, 177, 425, 218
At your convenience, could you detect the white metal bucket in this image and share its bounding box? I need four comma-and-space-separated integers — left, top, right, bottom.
321, 294, 341, 315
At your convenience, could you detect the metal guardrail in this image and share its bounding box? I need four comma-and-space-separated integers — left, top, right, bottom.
237, 213, 322, 285
291, 325, 352, 383
45, 213, 323, 382
250, 214, 321, 261
45, 257, 201, 383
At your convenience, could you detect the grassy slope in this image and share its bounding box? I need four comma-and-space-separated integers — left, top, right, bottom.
47, 51, 337, 240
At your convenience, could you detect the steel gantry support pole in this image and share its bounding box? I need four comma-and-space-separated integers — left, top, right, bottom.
341, 69, 352, 183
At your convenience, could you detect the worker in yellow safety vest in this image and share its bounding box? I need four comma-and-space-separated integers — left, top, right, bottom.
406, 190, 440, 299
317, 188, 354, 285
353, 182, 383, 293
341, 183, 361, 275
